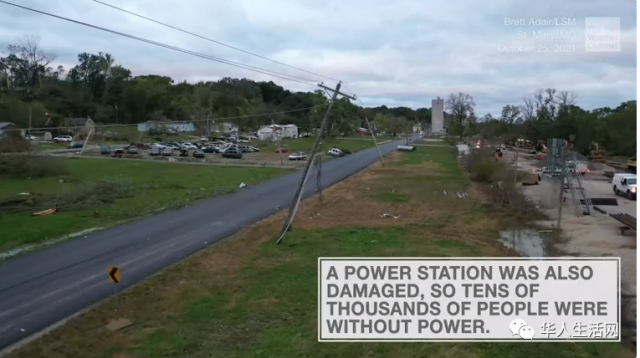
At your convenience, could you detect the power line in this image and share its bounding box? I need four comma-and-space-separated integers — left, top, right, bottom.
10, 106, 315, 131
0, 0, 319, 87
92, 0, 341, 84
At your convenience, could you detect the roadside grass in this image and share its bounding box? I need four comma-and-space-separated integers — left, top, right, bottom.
6, 147, 633, 358
0, 157, 291, 253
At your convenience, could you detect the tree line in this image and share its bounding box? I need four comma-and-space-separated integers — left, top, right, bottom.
0, 35, 429, 137
444, 90, 636, 156
0, 35, 635, 154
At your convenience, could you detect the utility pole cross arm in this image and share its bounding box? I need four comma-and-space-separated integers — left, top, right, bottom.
318, 82, 356, 100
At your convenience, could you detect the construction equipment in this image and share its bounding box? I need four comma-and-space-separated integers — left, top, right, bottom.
587, 141, 606, 163
536, 140, 548, 153
565, 155, 592, 216
627, 155, 636, 173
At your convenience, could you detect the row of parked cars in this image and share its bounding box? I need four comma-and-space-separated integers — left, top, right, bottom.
149, 141, 262, 159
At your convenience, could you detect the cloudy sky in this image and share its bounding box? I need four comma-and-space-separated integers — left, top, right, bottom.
0, 0, 636, 115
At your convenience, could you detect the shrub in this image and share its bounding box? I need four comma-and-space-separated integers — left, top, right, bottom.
0, 155, 68, 179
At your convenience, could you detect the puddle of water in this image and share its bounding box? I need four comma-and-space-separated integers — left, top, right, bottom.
0, 227, 103, 260
498, 229, 545, 258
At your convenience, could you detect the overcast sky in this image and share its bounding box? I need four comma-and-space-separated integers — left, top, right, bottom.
0, 0, 636, 115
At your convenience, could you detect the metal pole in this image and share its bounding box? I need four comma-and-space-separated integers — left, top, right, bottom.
556, 143, 566, 229
364, 115, 384, 167
276, 82, 354, 244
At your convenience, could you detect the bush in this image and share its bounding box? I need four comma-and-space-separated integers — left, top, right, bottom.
470, 158, 502, 182
0, 155, 68, 179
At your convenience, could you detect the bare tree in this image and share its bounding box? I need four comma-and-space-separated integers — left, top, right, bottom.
533, 88, 557, 121
445, 92, 476, 138
8, 35, 56, 90
500, 104, 521, 124
556, 91, 578, 107
520, 97, 535, 122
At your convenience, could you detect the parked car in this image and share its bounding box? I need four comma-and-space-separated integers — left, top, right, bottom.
612, 173, 636, 199
566, 160, 589, 175
53, 135, 73, 143
126, 146, 139, 154
222, 148, 243, 159
151, 143, 166, 149
327, 148, 344, 157
180, 143, 198, 150
161, 148, 173, 156
100, 145, 111, 155
193, 150, 205, 158
203, 146, 220, 154
275, 147, 290, 153
237, 145, 250, 153
149, 147, 162, 156
128, 142, 150, 150
164, 142, 181, 150
66, 141, 83, 149
289, 152, 307, 161
248, 146, 260, 152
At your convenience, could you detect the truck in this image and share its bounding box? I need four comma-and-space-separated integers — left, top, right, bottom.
627, 155, 636, 173
612, 173, 637, 200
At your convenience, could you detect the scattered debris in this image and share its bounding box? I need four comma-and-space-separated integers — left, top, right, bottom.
380, 213, 400, 219
106, 318, 134, 332
442, 190, 468, 198
18, 192, 29, 196
593, 206, 607, 214
32, 208, 56, 216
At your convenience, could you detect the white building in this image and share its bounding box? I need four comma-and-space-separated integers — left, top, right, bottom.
257, 124, 299, 140
212, 122, 239, 134
431, 97, 444, 133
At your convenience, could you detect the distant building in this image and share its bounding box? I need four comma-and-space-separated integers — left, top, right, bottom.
257, 124, 298, 140
211, 122, 239, 134
63, 117, 90, 134
431, 97, 444, 133
137, 121, 195, 132
0, 122, 24, 138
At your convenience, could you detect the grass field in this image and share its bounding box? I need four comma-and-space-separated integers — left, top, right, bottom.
0, 157, 291, 253
6, 146, 633, 358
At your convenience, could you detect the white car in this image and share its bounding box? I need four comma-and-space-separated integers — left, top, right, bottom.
612, 173, 636, 199
180, 143, 198, 150
53, 135, 73, 143
151, 143, 166, 149
288, 152, 307, 161
566, 160, 589, 175
327, 148, 344, 157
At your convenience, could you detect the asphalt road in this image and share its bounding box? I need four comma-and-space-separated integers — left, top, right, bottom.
0, 137, 414, 350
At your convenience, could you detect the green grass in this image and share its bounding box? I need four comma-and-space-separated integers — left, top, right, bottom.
112, 146, 630, 358
7, 146, 632, 358
0, 157, 291, 253
123, 226, 629, 358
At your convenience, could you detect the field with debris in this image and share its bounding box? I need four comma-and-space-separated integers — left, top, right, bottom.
5, 145, 633, 358
0, 156, 291, 254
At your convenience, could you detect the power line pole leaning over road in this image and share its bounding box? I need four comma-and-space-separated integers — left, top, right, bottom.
275, 81, 355, 245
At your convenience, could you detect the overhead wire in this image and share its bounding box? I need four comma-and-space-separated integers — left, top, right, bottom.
9, 106, 315, 131
0, 0, 319, 87
92, 0, 342, 84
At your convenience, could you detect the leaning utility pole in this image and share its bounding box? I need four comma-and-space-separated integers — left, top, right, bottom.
275, 81, 355, 245
364, 115, 384, 167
